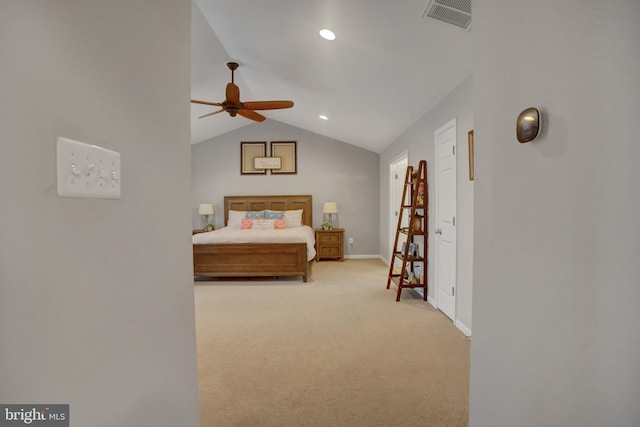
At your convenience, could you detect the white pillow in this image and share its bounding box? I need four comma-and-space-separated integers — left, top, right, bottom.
252, 219, 275, 230
227, 210, 246, 229
284, 209, 303, 228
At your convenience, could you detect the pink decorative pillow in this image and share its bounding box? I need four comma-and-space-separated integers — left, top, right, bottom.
241, 218, 253, 229
274, 219, 286, 230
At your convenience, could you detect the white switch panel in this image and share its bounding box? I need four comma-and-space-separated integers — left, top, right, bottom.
57, 137, 121, 199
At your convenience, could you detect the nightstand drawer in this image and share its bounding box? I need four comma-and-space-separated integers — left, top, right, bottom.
319, 246, 340, 257
318, 234, 340, 244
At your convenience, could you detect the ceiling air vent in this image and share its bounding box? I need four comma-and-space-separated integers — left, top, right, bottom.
422, 0, 472, 30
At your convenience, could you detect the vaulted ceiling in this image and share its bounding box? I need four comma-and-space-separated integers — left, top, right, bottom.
191, 0, 472, 153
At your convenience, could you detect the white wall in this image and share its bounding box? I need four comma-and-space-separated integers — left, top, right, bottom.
379, 76, 474, 332
191, 120, 380, 257
0, 2, 200, 426
470, 2, 640, 426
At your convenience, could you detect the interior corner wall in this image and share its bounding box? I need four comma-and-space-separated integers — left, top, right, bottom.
470, 2, 640, 426
379, 76, 474, 332
0, 2, 200, 426
191, 120, 380, 257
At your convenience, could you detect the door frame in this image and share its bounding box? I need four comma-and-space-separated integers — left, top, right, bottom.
388, 151, 408, 264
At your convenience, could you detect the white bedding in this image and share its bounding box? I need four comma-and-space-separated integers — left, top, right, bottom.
192, 225, 316, 261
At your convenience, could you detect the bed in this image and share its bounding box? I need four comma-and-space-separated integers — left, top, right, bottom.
192, 195, 314, 282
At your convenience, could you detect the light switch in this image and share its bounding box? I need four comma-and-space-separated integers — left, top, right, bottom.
57, 137, 121, 199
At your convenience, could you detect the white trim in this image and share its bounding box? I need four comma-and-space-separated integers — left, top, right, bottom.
389, 150, 409, 165
455, 320, 471, 337
344, 254, 383, 260
427, 295, 437, 308
388, 152, 408, 276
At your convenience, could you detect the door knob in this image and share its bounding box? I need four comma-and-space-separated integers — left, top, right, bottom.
435, 228, 442, 235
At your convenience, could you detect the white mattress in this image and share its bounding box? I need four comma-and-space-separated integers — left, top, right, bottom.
192, 225, 316, 261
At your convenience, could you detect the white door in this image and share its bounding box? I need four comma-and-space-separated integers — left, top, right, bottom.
389, 154, 408, 260
435, 119, 457, 321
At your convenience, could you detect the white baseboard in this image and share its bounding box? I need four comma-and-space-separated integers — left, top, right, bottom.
455, 320, 472, 338
427, 295, 437, 308
344, 254, 384, 260
426, 297, 471, 337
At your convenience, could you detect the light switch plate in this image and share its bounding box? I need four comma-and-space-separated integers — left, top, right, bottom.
57, 137, 121, 199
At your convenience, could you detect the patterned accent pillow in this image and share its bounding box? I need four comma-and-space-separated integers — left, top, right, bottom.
274, 219, 286, 230
245, 211, 264, 219
241, 218, 253, 229
264, 210, 285, 220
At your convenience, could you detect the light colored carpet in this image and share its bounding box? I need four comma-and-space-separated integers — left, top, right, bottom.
195, 259, 469, 427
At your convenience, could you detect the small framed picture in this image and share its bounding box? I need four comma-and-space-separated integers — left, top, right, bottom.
414, 264, 423, 283
412, 216, 422, 231
254, 157, 281, 170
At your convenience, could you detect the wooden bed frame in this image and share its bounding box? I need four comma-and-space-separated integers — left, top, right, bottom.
193, 195, 313, 282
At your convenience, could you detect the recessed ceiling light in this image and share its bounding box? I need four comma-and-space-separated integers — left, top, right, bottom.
319, 115, 328, 120
319, 29, 335, 41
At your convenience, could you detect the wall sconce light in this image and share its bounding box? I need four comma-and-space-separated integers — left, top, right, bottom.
198, 203, 214, 231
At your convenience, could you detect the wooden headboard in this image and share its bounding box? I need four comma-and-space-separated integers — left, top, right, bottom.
224, 195, 313, 227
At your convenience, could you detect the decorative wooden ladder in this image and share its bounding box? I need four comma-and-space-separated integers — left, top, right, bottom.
386, 160, 428, 301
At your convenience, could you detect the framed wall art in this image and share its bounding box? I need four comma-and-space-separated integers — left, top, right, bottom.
240, 142, 267, 175
254, 157, 281, 170
468, 130, 474, 181
270, 141, 297, 174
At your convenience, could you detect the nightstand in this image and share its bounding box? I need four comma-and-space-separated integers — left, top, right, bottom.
315, 228, 344, 261
192, 229, 206, 235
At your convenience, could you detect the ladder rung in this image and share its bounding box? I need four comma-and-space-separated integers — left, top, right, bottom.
398, 283, 426, 289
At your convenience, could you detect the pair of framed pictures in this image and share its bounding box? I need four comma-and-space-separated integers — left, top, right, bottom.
241, 141, 297, 175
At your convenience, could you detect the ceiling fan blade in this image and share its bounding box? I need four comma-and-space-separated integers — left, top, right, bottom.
226, 83, 240, 105
198, 109, 225, 119
242, 100, 294, 111
191, 99, 223, 107
238, 109, 266, 122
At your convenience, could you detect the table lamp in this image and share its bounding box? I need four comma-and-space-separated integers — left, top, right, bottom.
199, 203, 214, 231
323, 202, 338, 229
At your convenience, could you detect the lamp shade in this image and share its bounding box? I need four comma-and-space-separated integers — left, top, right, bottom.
199, 203, 214, 215
323, 202, 338, 214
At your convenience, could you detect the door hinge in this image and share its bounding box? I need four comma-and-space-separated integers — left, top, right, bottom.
452, 216, 455, 226
452, 287, 455, 296
452, 146, 455, 155
395, 173, 398, 179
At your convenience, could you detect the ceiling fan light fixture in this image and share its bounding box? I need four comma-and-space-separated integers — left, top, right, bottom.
319, 29, 336, 41
191, 62, 293, 123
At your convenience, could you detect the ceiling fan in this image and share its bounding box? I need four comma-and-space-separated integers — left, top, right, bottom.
191, 61, 294, 122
